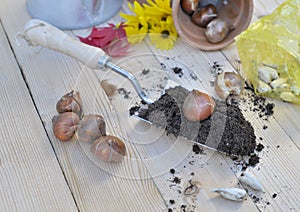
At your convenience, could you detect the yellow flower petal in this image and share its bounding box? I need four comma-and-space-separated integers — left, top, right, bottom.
144, 0, 172, 19
124, 25, 147, 44
120, 0, 178, 49
131, 1, 145, 17
148, 19, 177, 50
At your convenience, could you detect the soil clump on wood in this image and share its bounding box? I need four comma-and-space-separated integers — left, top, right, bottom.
130, 86, 257, 156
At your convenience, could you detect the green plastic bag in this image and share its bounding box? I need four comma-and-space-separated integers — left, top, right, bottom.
236, 0, 300, 104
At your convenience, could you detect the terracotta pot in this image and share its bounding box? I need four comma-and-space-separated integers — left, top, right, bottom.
172, 0, 254, 51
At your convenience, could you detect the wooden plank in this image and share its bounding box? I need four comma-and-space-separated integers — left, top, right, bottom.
1, 0, 299, 211
221, 0, 300, 148
59, 0, 300, 210
229, 97, 300, 211
221, 0, 300, 146
220, 0, 300, 210
126, 0, 300, 210
0, 0, 167, 211
106, 38, 259, 211
0, 21, 77, 211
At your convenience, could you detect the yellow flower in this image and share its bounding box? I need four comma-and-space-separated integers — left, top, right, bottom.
119, 0, 178, 49
144, 0, 172, 20
121, 1, 145, 24
148, 16, 178, 50
124, 23, 148, 44
120, 1, 148, 43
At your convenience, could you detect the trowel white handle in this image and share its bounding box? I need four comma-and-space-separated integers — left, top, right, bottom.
23, 19, 110, 69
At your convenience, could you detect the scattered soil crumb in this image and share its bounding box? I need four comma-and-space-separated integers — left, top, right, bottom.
168, 175, 181, 187
243, 86, 275, 122
117, 88, 131, 99
160, 62, 166, 70
190, 72, 198, 81
172, 67, 183, 77
170, 168, 176, 174
172, 176, 181, 185
169, 199, 175, 204
141, 68, 150, 75
181, 205, 187, 212
129, 106, 140, 116
248, 192, 272, 210
263, 125, 268, 130
256, 143, 265, 152
192, 144, 204, 154
232, 155, 260, 171
210, 61, 224, 75
248, 154, 260, 166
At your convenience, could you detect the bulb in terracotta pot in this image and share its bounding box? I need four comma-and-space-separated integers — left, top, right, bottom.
214, 72, 245, 99
52, 112, 80, 141
56, 90, 83, 116
91, 135, 126, 162
181, 0, 200, 15
205, 18, 231, 43
183, 89, 216, 122
192, 4, 217, 28
77, 114, 106, 143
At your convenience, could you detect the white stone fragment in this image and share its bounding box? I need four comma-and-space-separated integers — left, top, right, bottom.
291, 85, 300, 96
280, 92, 297, 102
267, 66, 279, 80
211, 188, 247, 202
257, 66, 279, 84
257, 80, 272, 93
270, 78, 287, 89
258, 67, 272, 84
239, 171, 264, 192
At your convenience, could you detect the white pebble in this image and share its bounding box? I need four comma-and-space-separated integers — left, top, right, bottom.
211, 188, 247, 201
239, 171, 264, 192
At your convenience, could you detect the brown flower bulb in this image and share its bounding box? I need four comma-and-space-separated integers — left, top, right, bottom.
52, 112, 80, 141
56, 90, 83, 115
192, 4, 217, 28
77, 114, 106, 143
205, 18, 231, 43
183, 89, 216, 122
181, 0, 200, 15
214, 72, 245, 99
91, 135, 126, 162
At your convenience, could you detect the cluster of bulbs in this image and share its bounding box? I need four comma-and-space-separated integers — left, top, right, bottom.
51, 68, 244, 162
180, 0, 233, 43
52, 91, 126, 162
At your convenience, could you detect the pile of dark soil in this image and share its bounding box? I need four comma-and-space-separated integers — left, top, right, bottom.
130, 86, 257, 156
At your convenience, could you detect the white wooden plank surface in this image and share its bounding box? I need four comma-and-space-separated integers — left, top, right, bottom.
116, 1, 300, 211
221, 0, 300, 147
98, 41, 259, 211
0, 20, 77, 211
0, 0, 167, 211
221, 0, 300, 211
0, 0, 300, 211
